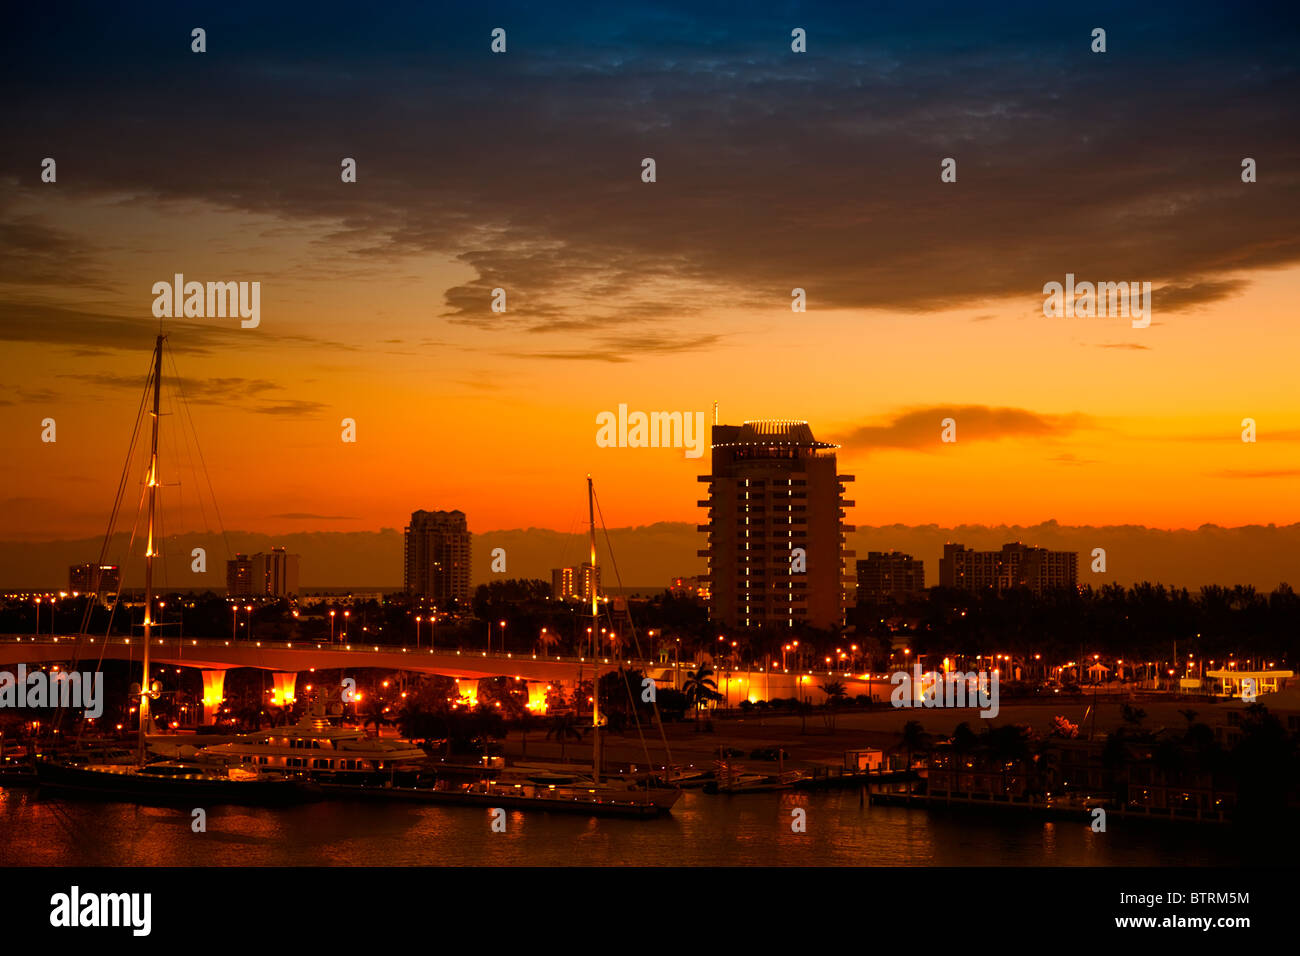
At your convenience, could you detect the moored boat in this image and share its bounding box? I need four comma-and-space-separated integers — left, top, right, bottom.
32, 335, 317, 810
35, 756, 318, 806
190, 710, 430, 786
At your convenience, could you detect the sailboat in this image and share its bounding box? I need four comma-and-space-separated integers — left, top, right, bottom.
504, 477, 682, 813
35, 334, 316, 807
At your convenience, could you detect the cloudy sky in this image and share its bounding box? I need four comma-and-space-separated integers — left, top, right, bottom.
2, 0, 1298, 547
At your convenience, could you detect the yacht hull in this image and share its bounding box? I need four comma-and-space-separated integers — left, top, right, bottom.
35, 759, 317, 807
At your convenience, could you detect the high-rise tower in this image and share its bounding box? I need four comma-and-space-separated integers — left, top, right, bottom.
404, 509, 471, 605
697, 420, 855, 629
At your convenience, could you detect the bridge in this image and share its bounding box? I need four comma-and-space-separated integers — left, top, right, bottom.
0, 634, 677, 722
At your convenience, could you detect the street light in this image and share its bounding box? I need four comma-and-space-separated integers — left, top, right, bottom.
343, 610, 351, 640
329, 609, 336, 643
415, 615, 423, 649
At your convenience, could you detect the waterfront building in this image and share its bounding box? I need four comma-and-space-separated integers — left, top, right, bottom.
404, 509, 471, 605
1214, 684, 1300, 746
697, 419, 855, 629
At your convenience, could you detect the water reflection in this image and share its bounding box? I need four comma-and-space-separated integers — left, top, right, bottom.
0, 787, 1254, 867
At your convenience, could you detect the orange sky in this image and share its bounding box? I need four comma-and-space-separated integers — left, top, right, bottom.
2, 193, 1297, 540
3, 6, 1297, 543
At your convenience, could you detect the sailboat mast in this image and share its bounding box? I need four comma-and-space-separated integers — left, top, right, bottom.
588, 475, 600, 784
139, 333, 163, 764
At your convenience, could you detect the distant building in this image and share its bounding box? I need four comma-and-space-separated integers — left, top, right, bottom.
404, 509, 471, 605
668, 575, 711, 602
227, 548, 300, 598
552, 563, 600, 602
68, 563, 121, 594
255, 547, 300, 598
226, 554, 254, 597
856, 551, 925, 602
552, 567, 574, 600
939, 542, 1077, 594
698, 419, 855, 629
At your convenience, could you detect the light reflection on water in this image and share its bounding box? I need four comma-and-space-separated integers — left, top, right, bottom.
0, 787, 1252, 867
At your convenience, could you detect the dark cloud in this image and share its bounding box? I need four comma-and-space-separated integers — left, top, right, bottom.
0, 210, 106, 288
0, 386, 59, 405
1, 1, 1294, 344
0, 302, 232, 354
1155, 279, 1250, 312
58, 370, 325, 416
253, 400, 329, 416
842, 405, 1092, 451
0, 298, 363, 354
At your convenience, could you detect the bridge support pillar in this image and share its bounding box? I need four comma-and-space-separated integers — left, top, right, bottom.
270, 672, 298, 709
200, 669, 227, 725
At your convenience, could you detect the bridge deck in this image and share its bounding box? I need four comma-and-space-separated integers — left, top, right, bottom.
0, 635, 671, 681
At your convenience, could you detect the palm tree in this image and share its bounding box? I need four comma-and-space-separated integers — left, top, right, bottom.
516, 711, 536, 759
820, 679, 846, 702
545, 714, 586, 760
1120, 703, 1148, 736
231, 702, 262, 732
820, 680, 846, 732
951, 721, 979, 753
682, 666, 721, 728
797, 698, 812, 735
898, 720, 930, 771
361, 695, 388, 736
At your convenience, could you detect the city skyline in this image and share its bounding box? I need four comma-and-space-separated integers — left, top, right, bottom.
4, 519, 1300, 593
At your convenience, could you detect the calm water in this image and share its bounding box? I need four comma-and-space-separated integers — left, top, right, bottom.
0, 786, 1258, 866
